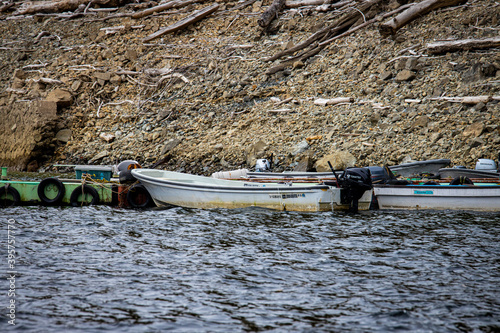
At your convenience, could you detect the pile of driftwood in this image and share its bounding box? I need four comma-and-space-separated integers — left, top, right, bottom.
2, 0, 500, 72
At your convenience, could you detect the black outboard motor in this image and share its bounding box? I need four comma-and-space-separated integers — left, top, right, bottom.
365, 165, 409, 185
365, 166, 388, 184
339, 167, 372, 213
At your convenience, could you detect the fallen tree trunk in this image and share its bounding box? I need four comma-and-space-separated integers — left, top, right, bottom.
315, 1, 355, 12
379, 0, 467, 37
314, 97, 353, 106
426, 37, 500, 54
265, 0, 382, 62
429, 96, 492, 104
285, 0, 326, 7
258, 0, 286, 29
319, 3, 413, 46
0, 2, 16, 13
285, 0, 339, 7
225, 0, 259, 12
131, 0, 199, 19
143, 3, 219, 42
15, 0, 131, 15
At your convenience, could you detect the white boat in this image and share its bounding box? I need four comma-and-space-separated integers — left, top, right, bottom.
212, 160, 451, 181
211, 169, 341, 179
439, 158, 500, 179
373, 183, 500, 211
131, 169, 373, 212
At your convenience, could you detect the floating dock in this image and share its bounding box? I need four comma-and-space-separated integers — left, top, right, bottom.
0, 166, 154, 208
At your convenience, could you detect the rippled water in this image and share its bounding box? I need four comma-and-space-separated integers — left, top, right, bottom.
1, 206, 499, 332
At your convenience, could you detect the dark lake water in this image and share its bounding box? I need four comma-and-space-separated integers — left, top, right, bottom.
1, 206, 499, 332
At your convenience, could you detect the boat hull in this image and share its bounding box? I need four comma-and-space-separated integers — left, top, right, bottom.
374, 184, 500, 211
132, 169, 372, 212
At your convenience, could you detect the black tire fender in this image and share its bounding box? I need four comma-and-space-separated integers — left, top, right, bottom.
70, 185, 99, 207
127, 184, 153, 208
1, 185, 21, 207
37, 178, 65, 205
450, 176, 474, 186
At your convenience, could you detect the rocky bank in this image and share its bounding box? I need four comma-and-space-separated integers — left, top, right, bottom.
0, 0, 499, 175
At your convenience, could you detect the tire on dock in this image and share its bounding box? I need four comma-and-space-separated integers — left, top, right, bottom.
127, 184, 153, 208
1, 185, 20, 207
37, 178, 65, 205
70, 185, 99, 207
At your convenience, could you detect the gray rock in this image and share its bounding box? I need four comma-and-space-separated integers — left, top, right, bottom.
291, 140, 309, 156
294, 154, 314, 172
315, 151, 356, 171
161, 138, 182, 156
46, 89, 73, 108
245, 140, 268, 166
470, 137, 485, 148
405, 57, 419, 71
395, 70, 416, 82
94, 72, 111, 81
380, 70, 393, 80
463, 122, 484, 138
56, 129, 72, 143
89, 150, 109, 163
412, 116, 429, 128
462, 63, 496, 83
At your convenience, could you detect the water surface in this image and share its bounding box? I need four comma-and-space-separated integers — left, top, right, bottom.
1, 207, 499, 332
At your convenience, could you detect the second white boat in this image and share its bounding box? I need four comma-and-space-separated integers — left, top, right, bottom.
373, 184, 500, 211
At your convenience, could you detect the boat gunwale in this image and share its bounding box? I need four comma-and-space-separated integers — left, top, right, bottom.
374, 184, 500, 189
132, 169, 332, 192
438, 168, 500, 178
389, 159, 451, 168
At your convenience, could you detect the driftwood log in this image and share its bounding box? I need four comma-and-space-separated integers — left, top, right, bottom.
379, 0, 468, 37
0, 2, 16, 13
131, 0, 199, 19
265, 0, 382, 63
285, 0, 325, 7
220, 0, 259, 13
285, 0, 338, 8
15, 0, 132, 15
319, 3, 412, 46
427, 37, 500, 54
143, 3, 219, 42
429, 96, 492, 104
258, 0, 286, 29
314, 97, 354, 106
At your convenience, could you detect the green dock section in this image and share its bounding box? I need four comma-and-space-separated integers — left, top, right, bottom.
1, 179, 116, 206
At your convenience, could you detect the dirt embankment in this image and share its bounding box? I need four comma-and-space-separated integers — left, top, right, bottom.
1, 0, 499, 174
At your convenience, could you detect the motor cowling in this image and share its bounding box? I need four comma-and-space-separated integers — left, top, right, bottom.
365, 165, 409, 185
339, 167, 372, 213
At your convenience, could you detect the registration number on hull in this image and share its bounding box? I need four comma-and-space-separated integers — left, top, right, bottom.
414, 190, 434, 195
269, 193, 306, 199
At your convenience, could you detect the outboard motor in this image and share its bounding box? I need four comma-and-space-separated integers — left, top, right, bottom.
117, 160, 142, 184
339, 167, 372, 213
255, 159, 271, 172
475, 158, 497, 171
364, 165, 406, 185
365, 166, 389, 184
